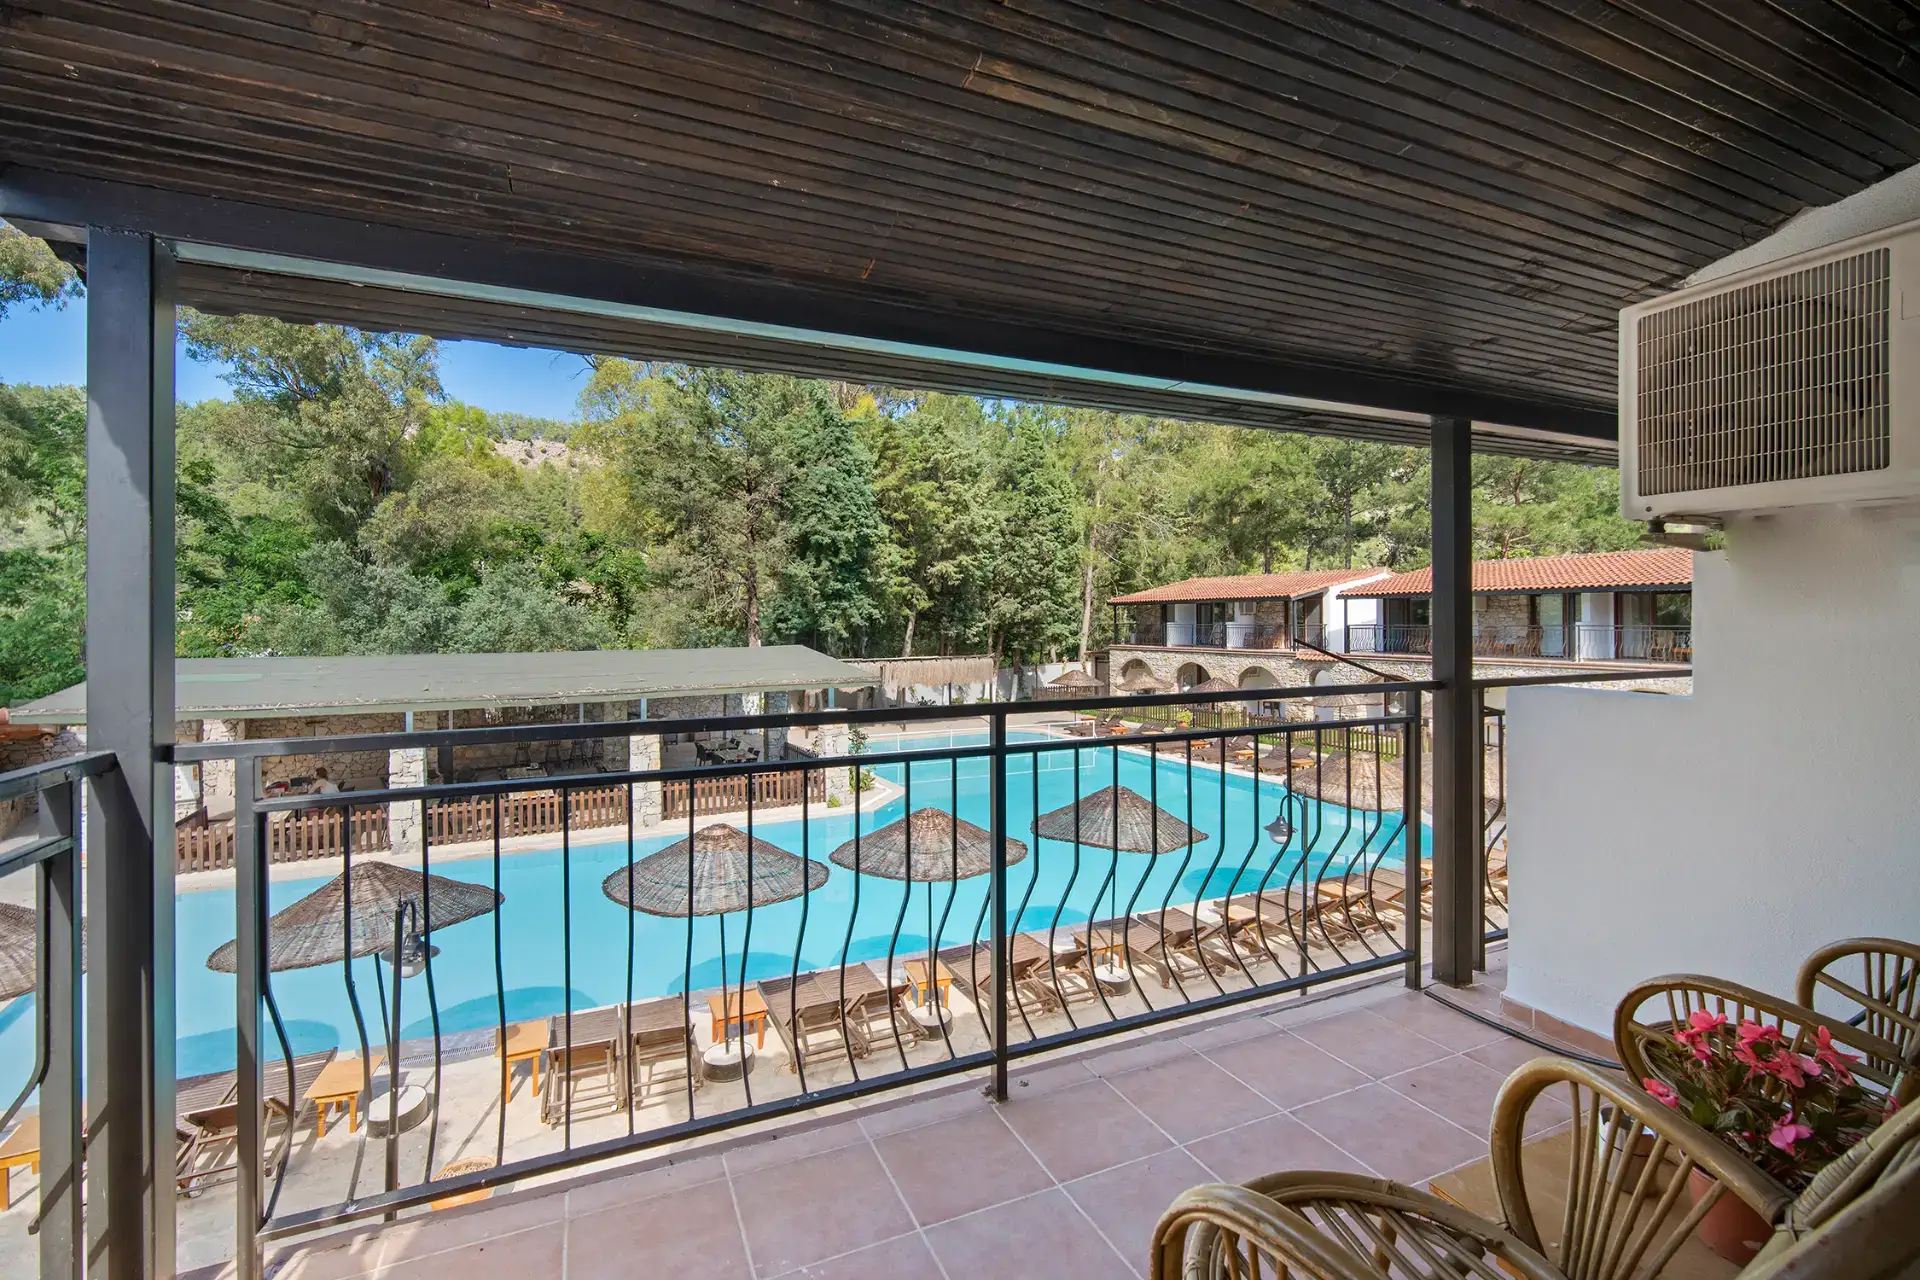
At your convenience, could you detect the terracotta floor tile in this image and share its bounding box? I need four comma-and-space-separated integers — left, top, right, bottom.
1178, 1015, 1279, 1053
1465, 1038, 1567, 1077
564, 1152, 728, 1218
874, 1109, 1052, 1225
1008, 1059, 1096, 1096
1105, 1054, 1275, 1143
858, 1086, 989, 1140
924, 1188, 1134, 1280
1081, 1036, 1195, 1079
731, 1141, 915, 1275
999, 1079, 1172, 1182
724, 1117, 868, 1176
372, 1186, 567, 1270
1291, 1009, 1452, 1078
567, 1180, 748, 1280
1368, 993, 1513, 1052
1200, 1030, 1371, 1109
1291, 1084, 1486, 1185
263, 1235, 386, 1280
372, 1222, 563, 1280
1063, 1149, 1213, 1276
1382, 1053, 1568, 1140
769, 1230, 945, 1279
1184, 1113, 1374, 1185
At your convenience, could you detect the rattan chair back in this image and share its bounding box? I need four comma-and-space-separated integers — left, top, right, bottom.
1794, 937, 1920, 1073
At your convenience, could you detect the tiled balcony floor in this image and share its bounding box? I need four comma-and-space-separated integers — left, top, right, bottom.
252, 967, 1563, 1280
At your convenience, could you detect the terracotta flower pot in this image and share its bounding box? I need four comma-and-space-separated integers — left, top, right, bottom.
1686, 1167, 1771, 1264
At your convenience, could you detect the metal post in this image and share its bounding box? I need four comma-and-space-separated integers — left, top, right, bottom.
233, 761, 263, 1280
39, 777, 83, 1280
1470, 686, 1488, 973
1429, 416, 1477, 987
85, 228, 177, 1280
1402, 698, 1423, 991
987, 710, 1009, 1101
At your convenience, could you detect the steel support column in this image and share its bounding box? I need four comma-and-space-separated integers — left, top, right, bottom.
85, 229, 177, 1280
1429, 416, 1480, 987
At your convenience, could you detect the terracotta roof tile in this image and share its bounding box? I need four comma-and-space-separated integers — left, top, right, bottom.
1339, 549, 1692, 598
1110, 568, 1387, 605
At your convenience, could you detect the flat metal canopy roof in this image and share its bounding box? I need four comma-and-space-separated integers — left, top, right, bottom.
9, 647, 878, 724
5, 2, 1919, 461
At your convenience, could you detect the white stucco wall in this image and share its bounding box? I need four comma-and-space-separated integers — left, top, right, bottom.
1505, 507, 1920, 1036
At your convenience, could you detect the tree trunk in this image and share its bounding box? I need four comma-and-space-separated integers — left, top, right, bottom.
1342, 494, 1354, 569
1077, 542, 1096, 663
1262, 542, 1273, 573
902, 609, 918, 658
743, 528, 761, 647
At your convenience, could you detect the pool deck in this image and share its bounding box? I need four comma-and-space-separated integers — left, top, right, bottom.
129, 955, 1567, 1280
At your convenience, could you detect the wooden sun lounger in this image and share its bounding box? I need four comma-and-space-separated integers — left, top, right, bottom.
624, 996, 701, 1103
937, 936, 1072, 1017
1149, 904, 1268, 974
175, 1047, 339, 1195
1074, 918, 1180, 989
757, 964, 889, 1073
542, 1005, 625, 1126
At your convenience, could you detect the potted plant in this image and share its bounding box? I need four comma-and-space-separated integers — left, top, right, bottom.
1640, 1011, 1893, 1261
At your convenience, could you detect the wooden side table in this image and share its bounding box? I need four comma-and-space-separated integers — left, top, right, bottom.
497, 1019, 547, 1100
903, 958, 955, 1009
305, 1055, 383, 1137
707, 989, 768, 1049
0, 1117, 39, 1208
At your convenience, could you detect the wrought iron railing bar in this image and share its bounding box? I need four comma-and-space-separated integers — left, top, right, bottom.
930, 756, 962, 1060
683, 797, 699, 1111
492, 793, 508, 1166
1305, 736, 1359, 971
418, 798, 445, 1182
1206, 734, 1260, 989
561, 786, 574, 1151
739, 775, 759, 1107
623, 783, 638, 1139
999, 749, 1039, 1044
987, 721, 1010, 1100
1035, 746, 1076, 1030
1075, 747, 1116, 1024
35, 774, 82, 1280
791, 768, 812, 1097
882, 766, 914, 1072
338, 808, 376, 1206
836, 773, 863, 1084
0, 751, 115, 803
178, 682, 1439, 763
1115, 741, 1160, 1013
1403, 696, 1426, 987
0, 834, 75, 881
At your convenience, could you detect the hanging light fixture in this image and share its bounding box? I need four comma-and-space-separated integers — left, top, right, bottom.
1265, 802, 1293, 847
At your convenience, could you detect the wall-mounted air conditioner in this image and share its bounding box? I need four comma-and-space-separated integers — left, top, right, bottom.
1620, 218, 1920, 520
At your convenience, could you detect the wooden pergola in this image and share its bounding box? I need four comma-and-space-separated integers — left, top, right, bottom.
3, 6, 1918, 1278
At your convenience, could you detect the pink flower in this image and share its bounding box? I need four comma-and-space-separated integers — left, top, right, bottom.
1810, 1026, 1860, 1084
1643, 1077, 1680, 1108
1737, 1020, 1783, 1047
1771, 1053, 1810, 1089
1674, 1010, 1728, 1061
1769, 1116, 1814, 1153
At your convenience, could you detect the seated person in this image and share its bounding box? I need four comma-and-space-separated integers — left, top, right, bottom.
309, 767, 340, 795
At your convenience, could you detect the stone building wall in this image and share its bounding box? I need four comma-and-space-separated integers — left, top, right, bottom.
242, 713, 409, 792
1109, 645, 1691, 703
0, 727, 84, 839
1476, 594, 1533, 630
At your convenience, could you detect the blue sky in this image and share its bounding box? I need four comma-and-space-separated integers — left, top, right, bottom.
0, 298, 594, 420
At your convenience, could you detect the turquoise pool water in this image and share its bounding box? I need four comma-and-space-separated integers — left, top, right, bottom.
1, 732, 1422, 1098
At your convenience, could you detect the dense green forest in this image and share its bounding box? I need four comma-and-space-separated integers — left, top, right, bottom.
0, 224, 1647, 704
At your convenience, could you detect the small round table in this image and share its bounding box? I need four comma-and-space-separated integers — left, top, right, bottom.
702, 1039, 757, 1082
906, 1002, 952, 1035
366, 1084, 431, 1138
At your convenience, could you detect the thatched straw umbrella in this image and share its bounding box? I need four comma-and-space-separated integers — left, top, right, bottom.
602, 823, 827, 916
1185, 676, 1237, 694
1116, 669, 1170, 694
0, 903, 85, 1001
603, 823, 827, 1056
1031, 785, 1207, 854
206, 862, 501, 974
1046, 668, 1101, 691
831, 808, 1028, 1015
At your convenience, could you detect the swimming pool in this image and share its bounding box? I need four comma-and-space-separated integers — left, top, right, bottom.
0, 731, 1423, 1097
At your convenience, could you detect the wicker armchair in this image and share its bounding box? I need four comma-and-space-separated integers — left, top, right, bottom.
1152, 1059, 1792, 1280
1152, 1057, 1920, 1280
1795, 937, 1920, 1070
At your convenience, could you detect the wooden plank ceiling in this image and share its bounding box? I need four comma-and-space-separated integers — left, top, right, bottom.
3, 0, 1918, 456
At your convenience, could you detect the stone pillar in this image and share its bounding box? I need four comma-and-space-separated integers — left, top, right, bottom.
819, 720, 855, 807
629, 727, 661, 829
387, 744, 427, 858
763, 691, 791, 759
200, 719, 243, 816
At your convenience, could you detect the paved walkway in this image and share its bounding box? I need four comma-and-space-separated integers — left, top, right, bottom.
251, 969, 1559, 1280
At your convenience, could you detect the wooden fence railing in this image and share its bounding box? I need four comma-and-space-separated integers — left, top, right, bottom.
425, 785, 628, 844
176, 807, 392, 873
663, 770, 826, 819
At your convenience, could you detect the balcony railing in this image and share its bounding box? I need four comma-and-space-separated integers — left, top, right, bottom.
1346, 623, 1691, 664
1123, 621, 1290, 650
0, 668, 1686, 1278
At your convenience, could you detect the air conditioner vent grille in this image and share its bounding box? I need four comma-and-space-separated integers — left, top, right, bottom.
1635, 248, 1890, 497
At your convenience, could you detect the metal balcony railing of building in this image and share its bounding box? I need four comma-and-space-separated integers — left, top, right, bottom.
165, 681, 1439, 1262
1347, 624, 1692, 664
0, 751, 114, 1280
